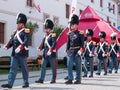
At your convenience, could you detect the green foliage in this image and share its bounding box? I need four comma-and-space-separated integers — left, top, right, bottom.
53, 26, 64, 38
25, 21, 39, 35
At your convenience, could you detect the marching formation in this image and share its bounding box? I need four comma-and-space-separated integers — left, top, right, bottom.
1, 13, 120, 89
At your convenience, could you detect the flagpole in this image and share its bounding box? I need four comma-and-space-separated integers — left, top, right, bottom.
68, 0, 78, 29
56, 0, 78, 51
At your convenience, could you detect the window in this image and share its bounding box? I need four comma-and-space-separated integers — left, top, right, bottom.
109, 21, 111, 25
66, 4, 70, 19
0, 22, 5, 44
26, 0, 33, 7
107, 16, 110, 23
113, 4, 115, 14
100, 0, 103, 7
113, 22, 116, 27
53, 16, 59, 26
118, 6, 120, 13
108, 2, 111, 12
91, 0, 94, 3
79, 10, 83, 15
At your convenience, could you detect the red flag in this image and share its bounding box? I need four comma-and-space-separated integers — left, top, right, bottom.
56, 27, 69, 51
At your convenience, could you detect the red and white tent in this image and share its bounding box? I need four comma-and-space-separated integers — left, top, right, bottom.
78, 6, 120, 43
56, 6, 120, 51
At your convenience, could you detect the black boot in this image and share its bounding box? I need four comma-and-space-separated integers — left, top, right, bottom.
74, 80, 81, 84
64, 76, 68, 80
103, 72, 107, 75
65, 80, 73, 84
22, 82, 29, 88
35, 80, 43, 83
108, 71, 112, 74
96, 72, 100, 75
89, 75, 93, 78
115, 71, 118, 73
50, 80, 56, 84
83, 75, 87, 77
1, 84, 12, 89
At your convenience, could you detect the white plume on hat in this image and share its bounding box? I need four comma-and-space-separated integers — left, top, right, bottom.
43, 18, 50, 25
110, 32, 117, 37
16, 12, 21, 19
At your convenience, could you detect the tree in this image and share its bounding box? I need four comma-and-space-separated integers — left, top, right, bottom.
53, 26, 64, 39
25, 21, 39, 45
25, 21, 39, 35
53, 26, 64, 58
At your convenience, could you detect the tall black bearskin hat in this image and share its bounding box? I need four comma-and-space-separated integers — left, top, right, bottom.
99, 31, 106, 38
111, 33, 117, 40
70, 14, 79, 25
86, 29, 94, 36
44, 19, 54, 30
16, 13, 27, 25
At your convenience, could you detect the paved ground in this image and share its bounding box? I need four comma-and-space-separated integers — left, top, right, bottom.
0, 69, 120, 90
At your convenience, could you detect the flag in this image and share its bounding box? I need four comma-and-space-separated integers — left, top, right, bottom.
33, 3, 41, 13
56, 27, 69, 51
69, 0, 77, 21
56, 0, 77, 51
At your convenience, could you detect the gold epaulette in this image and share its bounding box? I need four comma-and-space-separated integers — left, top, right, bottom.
79, 30, 84, 34
52, 33, 56, 37
25, 28, 30, 33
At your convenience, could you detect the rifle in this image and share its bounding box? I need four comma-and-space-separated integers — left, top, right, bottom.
38, 37, 45, 50
5, 30, 17, 49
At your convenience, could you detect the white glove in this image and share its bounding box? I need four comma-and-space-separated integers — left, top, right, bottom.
89, 53, 93, 57
117, 53, 119, 57
78, 50, 82, 56
15, 45, 24, 53
15, 48, 20, 53
82, 60, 84, 64
102, 53, 107, 57
89, 52, 94, 57
47, 50, 52, 56
102, 53, 105, 57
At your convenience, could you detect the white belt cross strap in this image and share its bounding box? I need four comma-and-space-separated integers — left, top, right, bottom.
86, 41, 92, 53
45, 34, 56, 52
14, 29, 29, 50
98, 42, 105, 53
45, 34, 51, 49
109, 43, 117, 54
14, 29, 24, 39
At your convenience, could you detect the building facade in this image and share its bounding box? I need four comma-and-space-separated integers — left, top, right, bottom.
0, 0, 118, 59
113, 0, 120, 27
